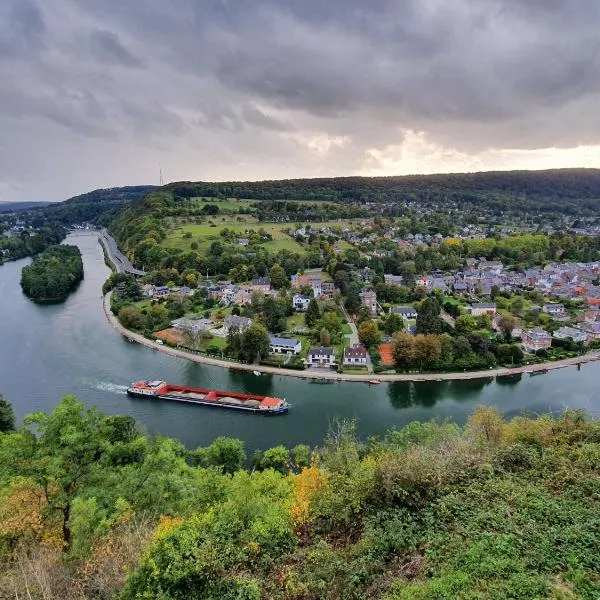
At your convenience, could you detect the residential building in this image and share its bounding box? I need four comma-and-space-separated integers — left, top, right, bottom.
578, 321, 600, 341
293, 294, 311, 312
306, 347, 336, 367
153, 285, 170, 298
384, 274, 404, 285
553, 327, 587, 344
360, 289, 377, 315
470, 302, 497, 317
269, 336, 301, 355
222, 316, 252, 334
171, 318, 213, 332
521, 328, 552, 352
250, 277, 271, 291
343, 344, 367, 366
320, 281, 337, 299
542, 304, 566, 316
391, 306, 418, 319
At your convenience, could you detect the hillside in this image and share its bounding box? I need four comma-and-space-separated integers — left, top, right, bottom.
0, 202, 51, 213
0, 400, 598, 598
41, 185, 156, 226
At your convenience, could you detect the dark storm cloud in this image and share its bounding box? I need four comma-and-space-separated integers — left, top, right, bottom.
1, 0, 600, 200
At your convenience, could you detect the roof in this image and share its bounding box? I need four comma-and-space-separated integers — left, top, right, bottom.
251, 277, 270, 286
472, 303, 496, 309
392, 306, 418, 315
308, 346, 334, 356
269, 336, 300, 347
344, 344, 367, 358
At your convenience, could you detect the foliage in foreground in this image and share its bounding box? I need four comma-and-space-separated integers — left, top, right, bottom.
0, 399, 598, 599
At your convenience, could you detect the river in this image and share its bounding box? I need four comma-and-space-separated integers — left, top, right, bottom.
0, 232, 598, 452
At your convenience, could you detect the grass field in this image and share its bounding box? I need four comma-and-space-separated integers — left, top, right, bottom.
189, 197, 255, 212
162, 216, 307, 255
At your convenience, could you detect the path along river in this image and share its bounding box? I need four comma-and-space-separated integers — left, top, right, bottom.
1, 232, 598, 452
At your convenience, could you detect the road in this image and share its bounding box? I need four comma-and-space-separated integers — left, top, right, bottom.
99, 229, 144, 276
104, 292, 600, 384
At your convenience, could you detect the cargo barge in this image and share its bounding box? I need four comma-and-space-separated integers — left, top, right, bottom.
127, 380, 289, 414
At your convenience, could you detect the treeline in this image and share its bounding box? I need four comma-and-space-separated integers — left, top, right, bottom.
152, 169, 600, 215
0, 226, 65, 265
20, 245, 84, 301
0, 397, 598, 598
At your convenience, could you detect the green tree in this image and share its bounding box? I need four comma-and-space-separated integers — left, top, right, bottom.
269, 263, 288, 289
240, 322, 271, 362
259, 445, 290, 474
305, 298, 321, 328
193, 437, 246, 474
317, 311, 342, 337
0, 394, 15, 432
416, 298, 442, 334
384, 313, 404, 335
0, 396, 107, 548
358, 320, 382, 348
455, 314, 477, 336
452, 335, 472, 360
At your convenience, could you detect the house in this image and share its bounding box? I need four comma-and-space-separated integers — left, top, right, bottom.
362, 267, 376, 282
553, 327, 587, 344
142, 284, 155, 297
359, 289, 377, 315
250, 277, 271, 291
293, 294, 311, 312
306, 347, 336, 367
153, 285, 170, 298
470, 302, 497, 317
234, 287, 253, 305
171, 318, 213, 332
343, 344, 367, 366
391, 306, 418, 319
542, 304, 566, 317
269, 336, 301, 355
384, 274, 404, 285
222, 316, 252, 334
238, 238, 249, 246
521, 328, 552, 352
578, 321, 600, 341
320, 281, 337, 299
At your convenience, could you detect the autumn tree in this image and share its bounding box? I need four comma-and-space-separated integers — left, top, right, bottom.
393, 332, 415, 369
358, 320, 382, 348
498, 315, 517, 340
413, 334, 442, 370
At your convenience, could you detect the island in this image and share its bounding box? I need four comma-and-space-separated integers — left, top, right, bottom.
20, 244, 84, 302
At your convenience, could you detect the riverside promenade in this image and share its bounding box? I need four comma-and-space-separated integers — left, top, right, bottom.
103, 292, 600, 384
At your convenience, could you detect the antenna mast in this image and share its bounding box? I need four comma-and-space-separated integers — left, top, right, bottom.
159, 163, 164, 186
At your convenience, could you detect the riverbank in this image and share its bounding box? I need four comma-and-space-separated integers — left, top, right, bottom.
103, 292, 600, 383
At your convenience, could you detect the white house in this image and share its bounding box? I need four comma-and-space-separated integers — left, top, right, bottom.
343, 344, 367, 366
269, 336, 301, 355
470, 303, 497, 317
222, 316, 252, 334
293, 293, 311, 312
391, 306, 418, 319
306, 347, 336, 367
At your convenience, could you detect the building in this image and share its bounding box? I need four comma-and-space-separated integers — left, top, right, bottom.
306, 347, 336, 367
391, 306, 418, 319
222, 316, 252, 334
384, 274, 403, 285
153, 285, 170, 298
359, 289, 377, 315
542, 304, 566, 317
320, 281, 337, 299
521, 328, 552, 352
171, 318, 213, 332
269, 336, 301, 355
250, 277, 271, 291
578, 321, 600, 341
293, 293, 311, 312
452, 282, 469, 294
470, 302, 497, 317
553, 327, 587, 344
343, 344, 367, 366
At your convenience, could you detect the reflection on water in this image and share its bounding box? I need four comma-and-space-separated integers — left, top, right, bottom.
495, 373, 523, 386
388, 380, 450, 408
445, 377, 494, 401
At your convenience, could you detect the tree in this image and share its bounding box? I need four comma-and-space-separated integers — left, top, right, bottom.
455, 314, 477, 336
269, 263, 288, 289
0, 396, 108, 548
320, 328, 331, 346
317, 311, 342, 337
416, 298, 442, 334
384, 313, 405, 335
358, 320, 382, 348
240, 322, 271, 363
452, 335, 472, 360
0, 395, 15, 432
393, 332, 415, 368
226, 325, 242, 357
305, 299, 321, 328
498, 315, 517, 340
413, 334, 442, 369
192, 437, 246, 474
259, 445, 290, 474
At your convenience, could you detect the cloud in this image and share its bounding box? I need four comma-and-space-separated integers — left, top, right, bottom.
1, 0, 600, 200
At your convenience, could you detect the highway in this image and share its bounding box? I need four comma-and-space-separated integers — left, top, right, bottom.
99, 229, 144, 276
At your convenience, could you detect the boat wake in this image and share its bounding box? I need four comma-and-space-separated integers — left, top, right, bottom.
92, 381, 129, 394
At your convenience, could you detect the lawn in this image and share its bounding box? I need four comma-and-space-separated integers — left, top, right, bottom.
286, 313, 306, 329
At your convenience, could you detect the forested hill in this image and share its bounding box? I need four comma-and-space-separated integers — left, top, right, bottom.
162, 169, 600, 207
0, 202, 51, 213
40, 185, 156, 226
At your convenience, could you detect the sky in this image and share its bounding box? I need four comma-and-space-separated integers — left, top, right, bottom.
1, 0, 600, 201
